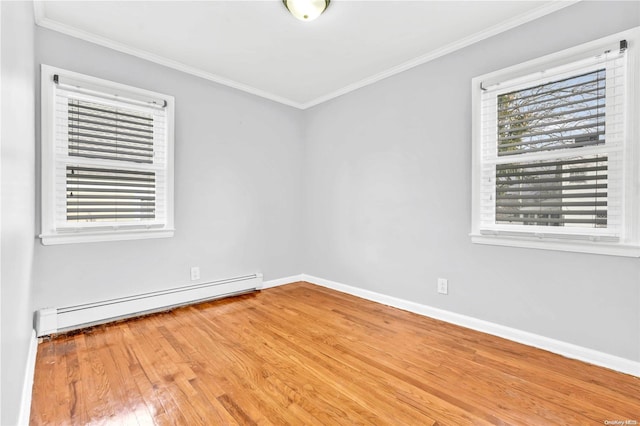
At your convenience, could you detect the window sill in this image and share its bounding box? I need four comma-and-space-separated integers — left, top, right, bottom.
40, 229, 175, 245
470, 233, 640, 257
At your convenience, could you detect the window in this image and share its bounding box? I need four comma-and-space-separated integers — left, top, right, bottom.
471, 28, 640, 256
40, 65, 175, 244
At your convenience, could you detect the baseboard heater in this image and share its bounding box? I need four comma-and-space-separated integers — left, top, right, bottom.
35, 272, 263, 337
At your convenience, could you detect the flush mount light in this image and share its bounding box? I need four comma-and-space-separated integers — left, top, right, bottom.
283, 0, 330, 21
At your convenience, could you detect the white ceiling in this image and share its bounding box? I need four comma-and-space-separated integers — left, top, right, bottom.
35, 1, 576, 109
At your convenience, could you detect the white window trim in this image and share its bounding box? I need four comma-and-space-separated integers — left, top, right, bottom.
471, 27, 640, 257
40, 64, 175, 245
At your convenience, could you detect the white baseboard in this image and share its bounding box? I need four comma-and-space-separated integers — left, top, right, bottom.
18, 330, 38, 426
301, 274, 640, 378
262, 274, 304, 289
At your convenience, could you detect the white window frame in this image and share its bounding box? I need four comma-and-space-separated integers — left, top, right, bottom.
471, 27, 640, 257
40, 65, 175, 245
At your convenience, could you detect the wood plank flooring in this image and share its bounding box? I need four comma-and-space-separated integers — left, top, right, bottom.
30, 282, 640, 425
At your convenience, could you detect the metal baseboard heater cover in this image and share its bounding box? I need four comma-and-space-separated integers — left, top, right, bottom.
35, 273, 263, 337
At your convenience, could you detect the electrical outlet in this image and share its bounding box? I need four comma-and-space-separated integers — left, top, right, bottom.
190, 266, 200, 281
437, 278, 448, 295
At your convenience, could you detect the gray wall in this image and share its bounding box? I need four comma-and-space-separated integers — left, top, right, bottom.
32, 28, 304, 310
303, 1, 640, 362
1, 1, 36, 424
16, 6, 640, 420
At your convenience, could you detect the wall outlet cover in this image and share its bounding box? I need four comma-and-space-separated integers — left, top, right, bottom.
190, 266, 201, 281
437, 278, 448, 295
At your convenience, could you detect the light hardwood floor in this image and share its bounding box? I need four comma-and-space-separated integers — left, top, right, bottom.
30, 282, 640, 425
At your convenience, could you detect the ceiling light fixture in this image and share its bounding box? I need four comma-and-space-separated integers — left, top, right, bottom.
283, 0, 330, 22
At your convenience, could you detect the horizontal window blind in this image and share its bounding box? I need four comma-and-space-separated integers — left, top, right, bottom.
479, 47, 626, 237
495, 155, 608, 227
68, 100, 155, 164
53, 78, 169, 230
66, 166, 156, 222
497, 69, 606, 156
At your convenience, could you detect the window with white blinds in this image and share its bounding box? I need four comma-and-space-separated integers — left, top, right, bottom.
471, 29, 640, 257
41, 65, 175, 245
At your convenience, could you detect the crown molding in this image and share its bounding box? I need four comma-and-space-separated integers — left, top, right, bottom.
300, 0, 580, 109
32, 1, 305, 109
34, 0, 580, 110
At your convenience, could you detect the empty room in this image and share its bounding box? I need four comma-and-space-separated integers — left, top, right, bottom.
2, 0, 640, 424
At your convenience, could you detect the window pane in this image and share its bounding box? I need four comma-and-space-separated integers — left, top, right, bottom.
497, 69, 606, 156
495, 155, 607, 227
68, 99, 154, 164
66, 165, 156, 223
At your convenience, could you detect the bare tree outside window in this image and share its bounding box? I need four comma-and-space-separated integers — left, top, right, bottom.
494, 70, 607, 228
